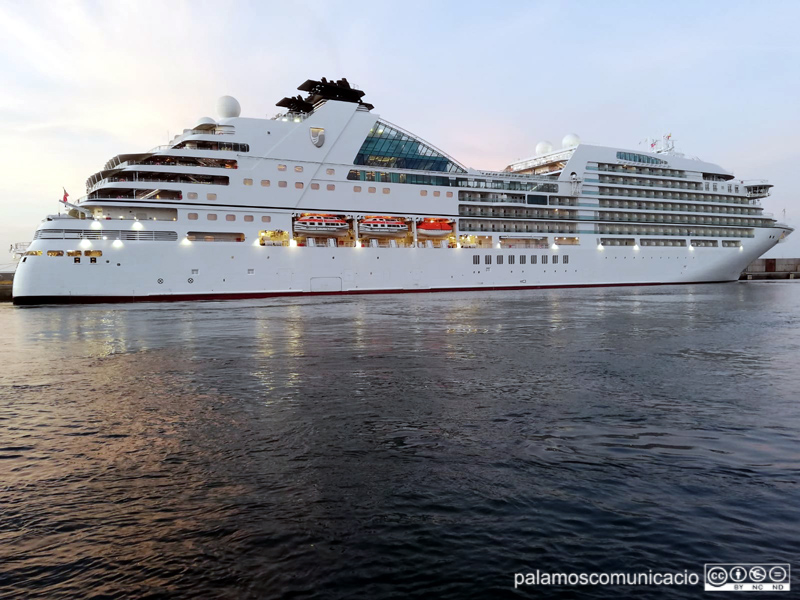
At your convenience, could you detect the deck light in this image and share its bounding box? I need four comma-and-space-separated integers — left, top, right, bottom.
90, 220, 102, 230
180, 237, 192, 246
113, 239, 123, 248
551, 243, 559, 250
79, 239, 91, 249
289, 239, 298, 247
132, 221, 144, 231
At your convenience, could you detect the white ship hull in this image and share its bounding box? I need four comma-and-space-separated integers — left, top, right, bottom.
11, 80, 793, 304
13, 225, 787, 304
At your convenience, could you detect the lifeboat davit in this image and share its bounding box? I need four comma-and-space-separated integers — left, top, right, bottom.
359, 216, 408, 237
294, 214, 349, 237
417, 219, 453, 238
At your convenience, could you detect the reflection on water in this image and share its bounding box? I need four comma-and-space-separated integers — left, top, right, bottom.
1, 282, 800, 599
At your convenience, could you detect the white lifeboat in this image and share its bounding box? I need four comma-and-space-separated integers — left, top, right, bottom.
294, 214, 349, 237
359, 216, 409, 237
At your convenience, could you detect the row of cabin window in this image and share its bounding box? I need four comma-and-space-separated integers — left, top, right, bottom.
243, 180, 337, 191
243, 180, 305, 189
187, 213, 272, 222
230, 180, 455, 199
473, 255, 569, 265
352, 186, 453, 197
275, 165, 336, 174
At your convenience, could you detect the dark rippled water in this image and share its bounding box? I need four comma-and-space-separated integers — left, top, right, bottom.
1, 282, 800, 599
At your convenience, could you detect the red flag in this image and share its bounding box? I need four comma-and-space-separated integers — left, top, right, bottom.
62, 188, 69, 203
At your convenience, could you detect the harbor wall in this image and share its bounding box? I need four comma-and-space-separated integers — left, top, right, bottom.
740, 258, 800, 280
0, 271, 13, 302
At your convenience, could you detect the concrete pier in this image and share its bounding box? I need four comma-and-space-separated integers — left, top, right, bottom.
0, 266, 14, 302
740, 258, 800, 280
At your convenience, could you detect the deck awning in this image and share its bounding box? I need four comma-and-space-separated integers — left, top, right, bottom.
103, 153, 153, 171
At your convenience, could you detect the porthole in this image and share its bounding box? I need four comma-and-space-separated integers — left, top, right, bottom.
157, 278, 164, 284
188, 278, 194, 284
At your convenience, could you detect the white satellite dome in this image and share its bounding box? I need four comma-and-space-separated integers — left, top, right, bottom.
535, 141, 553, 155
216, 95, 241, 119
194, 116, 216, 128
562, 133, 581, 148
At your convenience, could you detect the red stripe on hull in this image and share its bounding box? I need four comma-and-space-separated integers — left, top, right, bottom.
13, 280, 737, 306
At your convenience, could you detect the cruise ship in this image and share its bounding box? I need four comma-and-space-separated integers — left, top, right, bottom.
12, 78, 793, 305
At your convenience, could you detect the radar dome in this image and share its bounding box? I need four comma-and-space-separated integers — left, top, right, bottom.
535, 141, 553, 155
216, 95, 241, 119
194, 116, 216, 127
562, 133, 580, 148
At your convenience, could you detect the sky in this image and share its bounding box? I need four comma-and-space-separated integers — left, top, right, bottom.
1, 0, 798, 257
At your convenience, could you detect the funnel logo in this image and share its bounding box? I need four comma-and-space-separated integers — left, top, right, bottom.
705, 563, 790, 592
309, 127, 325, 148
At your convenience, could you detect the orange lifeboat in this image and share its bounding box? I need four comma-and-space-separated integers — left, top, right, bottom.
294, 214, 349, 237
417, 219, 453, 238
359, 216, 408, 237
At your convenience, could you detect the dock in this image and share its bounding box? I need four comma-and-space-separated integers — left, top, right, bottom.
740, 258, 800, 280
0, 264, 15, 302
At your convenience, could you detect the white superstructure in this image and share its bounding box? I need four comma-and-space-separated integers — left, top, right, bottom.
12, 78, 793, 305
